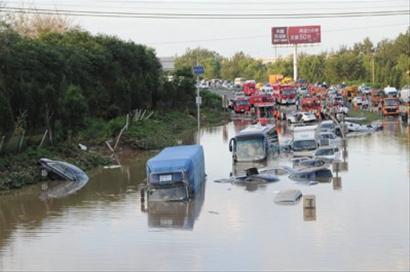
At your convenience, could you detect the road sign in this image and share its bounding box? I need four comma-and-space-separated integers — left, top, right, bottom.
196, 96, 202, 105
193, 65, 204, 75
271, 25, 321, 45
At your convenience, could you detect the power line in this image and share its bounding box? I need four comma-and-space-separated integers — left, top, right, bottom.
97, 0, 407, 5
4, 2, 408, 12
0, 7, 408, 19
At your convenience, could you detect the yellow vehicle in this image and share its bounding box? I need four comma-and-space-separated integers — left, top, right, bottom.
256, 82, 264, 90
342, 86, 358, 102
269, 74, 284, 85
281, 76, 293, 84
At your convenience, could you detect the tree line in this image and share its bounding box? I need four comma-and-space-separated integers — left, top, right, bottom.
0, 24, 197, 140
175, 29, 410, 88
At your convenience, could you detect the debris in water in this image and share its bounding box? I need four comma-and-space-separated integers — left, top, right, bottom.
78, 143, 88, 151
103, 165, 122, 169
274, 189, 302, 205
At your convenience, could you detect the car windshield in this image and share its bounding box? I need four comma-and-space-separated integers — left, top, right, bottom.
283, 89, 296, 96
385, 99, 399, 106
236, 138, 266, 161
237, 100, 249, 105
320, 133, 335, 139
293, 140, 317, 151
321, 123, 334, 129
315, 148, 335, 156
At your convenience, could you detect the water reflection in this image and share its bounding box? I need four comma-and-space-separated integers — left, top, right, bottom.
144, 183, 206, 230
39, 179, 88, 201
303, 195, 317, 222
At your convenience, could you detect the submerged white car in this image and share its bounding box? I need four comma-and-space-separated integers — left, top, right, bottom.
287, 112, 317, 124
313, 146, 341, 162
317, 131, 341, 146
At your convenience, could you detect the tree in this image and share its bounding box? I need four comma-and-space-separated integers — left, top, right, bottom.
61, 85, 88, 131
0, 90, 14, 136
175, 47, 223, 79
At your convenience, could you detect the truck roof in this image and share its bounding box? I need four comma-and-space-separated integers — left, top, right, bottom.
293, 125, 318, 132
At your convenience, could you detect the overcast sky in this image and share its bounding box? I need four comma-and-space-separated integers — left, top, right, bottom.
4, 0, 410, 58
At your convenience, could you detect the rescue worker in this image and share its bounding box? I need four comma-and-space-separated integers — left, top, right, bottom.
295, 96, 300, 111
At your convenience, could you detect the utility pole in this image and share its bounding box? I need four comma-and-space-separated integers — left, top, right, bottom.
372, 53, 375, 86
293, 44, 298, 81
193, 60, 203, 144
196, 72, 200, 141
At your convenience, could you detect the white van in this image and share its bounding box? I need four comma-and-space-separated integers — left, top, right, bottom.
400, 85, 410, 103
384, 86, 398, 97
291, 125, 319, 157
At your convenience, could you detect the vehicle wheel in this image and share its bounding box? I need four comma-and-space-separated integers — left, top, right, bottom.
41, 169, 48, 177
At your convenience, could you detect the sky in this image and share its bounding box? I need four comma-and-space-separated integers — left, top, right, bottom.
2, 0, 409, 58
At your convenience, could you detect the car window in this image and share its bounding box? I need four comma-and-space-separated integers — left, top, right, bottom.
49, 163, 66, 173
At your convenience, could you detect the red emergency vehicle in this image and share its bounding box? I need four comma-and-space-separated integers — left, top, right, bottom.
301, 95, 322, 117
249, 91, 274, 107
233, 97, 251, 113
243, 81, 257, 96
272, 84, 297, 105
253, 102, 276, 125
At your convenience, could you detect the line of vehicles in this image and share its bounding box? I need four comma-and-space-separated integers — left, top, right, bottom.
228, 76, 409, 124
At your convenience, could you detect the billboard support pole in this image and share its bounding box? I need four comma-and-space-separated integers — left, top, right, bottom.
293, 44, 298, 81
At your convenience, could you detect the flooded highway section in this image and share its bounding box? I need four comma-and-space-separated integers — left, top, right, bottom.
0, 121, 409, 271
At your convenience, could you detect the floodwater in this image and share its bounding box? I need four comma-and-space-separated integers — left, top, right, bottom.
0, 120, 409, 271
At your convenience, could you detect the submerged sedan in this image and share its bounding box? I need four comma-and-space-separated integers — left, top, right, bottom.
313, 147, 341, 162
39, 158, 89, 182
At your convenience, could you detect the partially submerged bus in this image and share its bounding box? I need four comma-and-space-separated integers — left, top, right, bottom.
229, 124, 279, 162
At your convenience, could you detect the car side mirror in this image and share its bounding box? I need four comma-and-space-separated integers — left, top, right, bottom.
229, 138, 235, 152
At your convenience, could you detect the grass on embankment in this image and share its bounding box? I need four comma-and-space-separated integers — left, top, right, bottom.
0, 107, 229, 191
347, 108, 383, 123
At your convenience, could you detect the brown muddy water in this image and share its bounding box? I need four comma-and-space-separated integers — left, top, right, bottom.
0, 120, 409, 271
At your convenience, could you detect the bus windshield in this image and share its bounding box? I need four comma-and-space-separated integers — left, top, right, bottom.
236, 138, 266, 161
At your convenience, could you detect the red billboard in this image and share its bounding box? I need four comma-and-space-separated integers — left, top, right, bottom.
271, 25, 321, 45
288, 25, 321, 44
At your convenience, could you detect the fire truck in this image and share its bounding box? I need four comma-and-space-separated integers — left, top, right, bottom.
248, 91, 274, 107
308, 85, 327, 99
272, 84, 297, 105
232, 97, 251, 113
242, 80, 257, 96
253, 102, 276, 125
301, 95, 322, 118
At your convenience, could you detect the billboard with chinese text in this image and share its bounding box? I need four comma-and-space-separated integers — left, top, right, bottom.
271, 25, 321, 45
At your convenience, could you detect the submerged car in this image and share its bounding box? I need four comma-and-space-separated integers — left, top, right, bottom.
287, 112, 317, 124
39, 158, 89, 182
288, 166, 333, 183
313, 146, 341, 162
291, 157, 327, 169
345, 121, 382, 133
318, 120, 336, 133
317, 131, 341, 146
